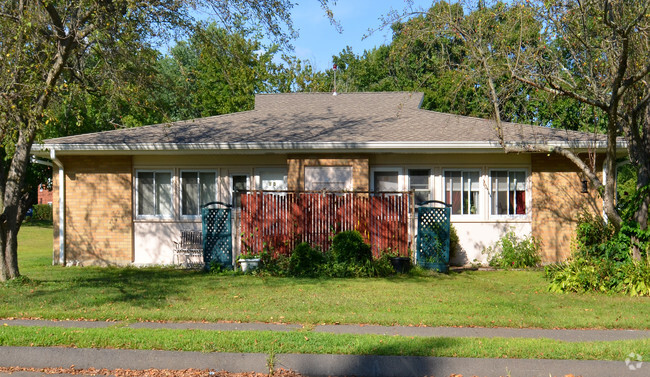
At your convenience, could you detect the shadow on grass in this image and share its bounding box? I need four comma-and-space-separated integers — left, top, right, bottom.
23, 267, 207, 310
21, 220, 54, 228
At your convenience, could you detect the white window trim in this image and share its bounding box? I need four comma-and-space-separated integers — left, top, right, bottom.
370, 167, 404, 192
254, 167, 288, 191
443, 168, 483, 219
135, 169, 174, 220
180, 169, 219, 219
488, 168, 531, 219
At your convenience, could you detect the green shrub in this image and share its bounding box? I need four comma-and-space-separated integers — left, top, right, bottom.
235, 231, 398, 278
449, 224, 460, 260
32, 204, 53, 221
321, 255, 393, 278
572, 211, 627, 261
545, 207, 650, 296
546, 258, 650, 296
330, 230, 372, 265
289, 242, 324, 277
483, 231, 541, 269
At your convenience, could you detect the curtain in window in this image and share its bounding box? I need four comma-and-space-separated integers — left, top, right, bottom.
156, 173, 172, 216
374, 171, 399, 192
182, 172, 199, 215
138, 172, 154, 215
200, 172, 217, 207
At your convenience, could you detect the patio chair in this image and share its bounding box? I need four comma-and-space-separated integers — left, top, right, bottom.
173, 230, 204, 268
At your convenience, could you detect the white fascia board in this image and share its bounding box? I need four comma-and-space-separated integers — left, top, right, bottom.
33, 140, 621, 155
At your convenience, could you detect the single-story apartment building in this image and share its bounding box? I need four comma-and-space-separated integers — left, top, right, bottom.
33, 91, 622, 267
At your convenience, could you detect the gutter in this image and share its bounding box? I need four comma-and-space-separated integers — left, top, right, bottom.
49, 149, 65, 266
32, 140, 624, 155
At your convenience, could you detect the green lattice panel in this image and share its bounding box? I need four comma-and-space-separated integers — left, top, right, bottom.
202, 207, 232, 269
416, 206, 450, 272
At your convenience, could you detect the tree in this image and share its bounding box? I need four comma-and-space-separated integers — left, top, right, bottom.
0, 0, 333, 281
390, 1, 649, 260
156, 23, 283, 119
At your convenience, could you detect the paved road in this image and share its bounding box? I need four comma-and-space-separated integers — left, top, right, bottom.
1, 319, 648, 376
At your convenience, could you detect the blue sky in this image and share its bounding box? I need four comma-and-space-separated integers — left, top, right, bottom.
290, 0, 433, 71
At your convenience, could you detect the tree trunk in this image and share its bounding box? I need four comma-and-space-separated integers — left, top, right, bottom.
604, 118, 623, 230
0, 225, 20, 281
631, 165, 650, 261
0, 124, 36, 281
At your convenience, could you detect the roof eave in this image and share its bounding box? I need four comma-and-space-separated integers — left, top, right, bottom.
32, 140, 623, 157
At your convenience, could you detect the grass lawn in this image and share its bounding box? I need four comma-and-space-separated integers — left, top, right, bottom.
1, 325, 648, 361
1, 222, 648, 330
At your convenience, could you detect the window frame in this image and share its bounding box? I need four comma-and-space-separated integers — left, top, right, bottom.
489, 168, 530, 218
254, 167, 288, 192
370, 167, 403, 193
408, 168, 432, 205
135, 170, 174, 220
443, 169, 482, 218
179, 169, 219, 218
230, 173, 251, 208
304, 166, 353, 191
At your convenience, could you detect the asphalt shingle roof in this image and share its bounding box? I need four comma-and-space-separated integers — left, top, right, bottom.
42, 92, 606, 148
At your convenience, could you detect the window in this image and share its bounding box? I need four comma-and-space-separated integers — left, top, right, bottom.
231, 174, 249, 207
409, 169, 431, 204
304, 166, 352, 191
137, 171, 172, 217
373, 170, 399, 193
491, 170, 527, 215
257, 169, 288, 191
181, 171, 217, 216
444, 170, 480, 215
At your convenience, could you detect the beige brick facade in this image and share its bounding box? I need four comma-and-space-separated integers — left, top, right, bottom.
54, 156, 133, 265
287, 156, 370, 191
531, 154, 603, 262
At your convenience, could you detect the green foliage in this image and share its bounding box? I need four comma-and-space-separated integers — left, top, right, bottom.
546, 207, 650, 296
546, 259, 650, 297
238, 250, 260, 259
320, 253, 394, 278
449, 224, 460, 259
251, 232, 395, 278
330, 230, 373, 265
30, 205, 53, 222
288, 242, 324, 277
572, 211, 620, 261
572, 209, 649, 264
483, 231, 541, 269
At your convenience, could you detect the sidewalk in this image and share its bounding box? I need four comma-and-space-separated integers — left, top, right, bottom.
1, 319, 648, 377
0, 346, 646, 377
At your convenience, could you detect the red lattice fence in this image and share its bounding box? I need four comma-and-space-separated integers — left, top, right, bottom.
240, 191, 411, 258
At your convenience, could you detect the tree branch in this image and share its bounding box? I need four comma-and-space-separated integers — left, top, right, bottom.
504, 144, 603, 188
42, 2, 67, 40
0, 12, 19, 22
513, 74, 609, 111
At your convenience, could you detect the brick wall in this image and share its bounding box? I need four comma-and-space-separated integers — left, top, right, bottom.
37, 184, 53, 204
531, 153, 603, 262
55, 156, 133, 265
287, 156, 369, 191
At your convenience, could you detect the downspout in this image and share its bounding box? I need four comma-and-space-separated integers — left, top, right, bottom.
49, 149, 65, 265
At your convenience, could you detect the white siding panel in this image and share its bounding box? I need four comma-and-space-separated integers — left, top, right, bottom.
451, 221, 532, 266
133, 221, 200, 265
